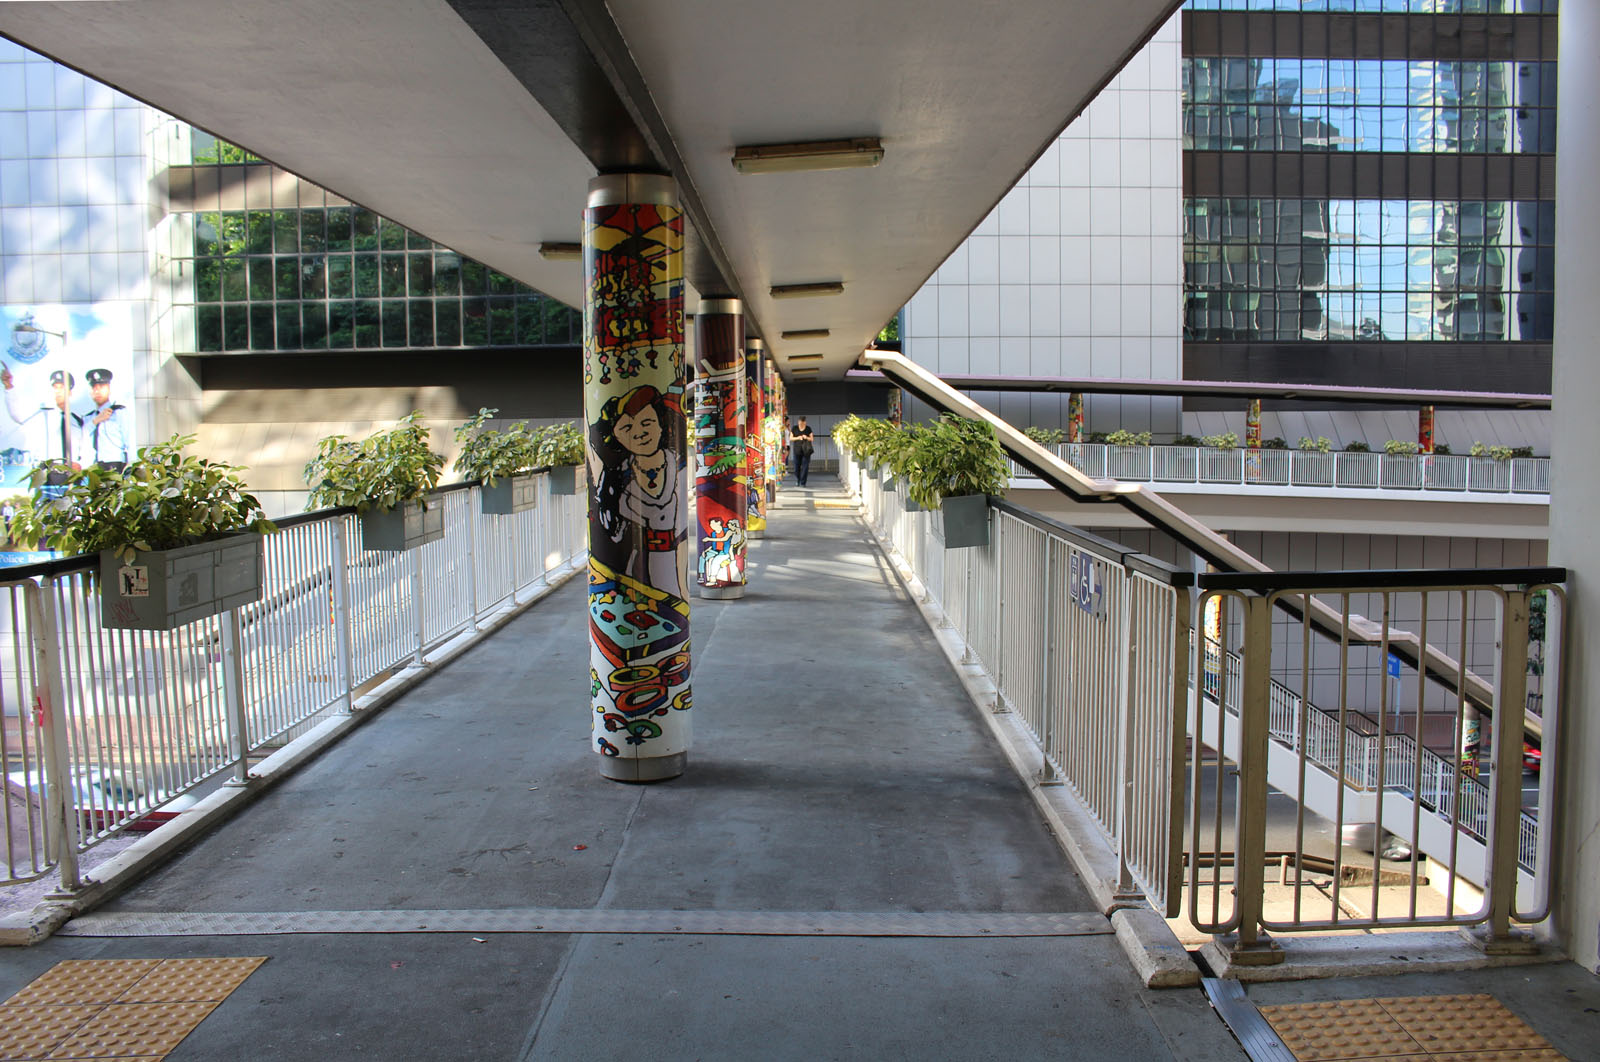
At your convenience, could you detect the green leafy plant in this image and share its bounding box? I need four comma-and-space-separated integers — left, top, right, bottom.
1084, 431, 1109, 445
453, 408, 539, 486
1433, 443, 1452, 455
1383, 439, 1422, 455
839, 417, 900, 469
1470, 442, 1513, 461
532, 421, 585, 467
303, 410, 445, 513
1172, 434, 1202, 448
1105, 429, 1152, 447
1297, 436, 1331, 452
1261, 437, 1288, 450
881, 423, 925, 480
7, 435, 276, 564
1201, 432, 1238, 449
1023, 426, 1065, 446
906, 415, 1009, 510
1343, 440, 1371, 453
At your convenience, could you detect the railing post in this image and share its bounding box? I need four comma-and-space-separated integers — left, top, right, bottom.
467, 492, 481, 627
331, 519, 357, 712
1472, 587, 1537, 953
221, 607, 251, 786
992, 513, 1006, 707
411, 552, 426, 667
1223, 592, 1284, 963
1038, 542, 1060, 785
30, 581, 81, 894
1113, 569, 1141, 901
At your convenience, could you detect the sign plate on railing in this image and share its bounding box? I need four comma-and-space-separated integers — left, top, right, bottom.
1069, 552, 1105, 617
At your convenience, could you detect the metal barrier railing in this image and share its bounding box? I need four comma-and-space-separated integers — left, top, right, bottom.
1011, 443, 1551, 497
1191, 572, 1563, 955
845, 453, 1189, 915
1, 475, 586, 892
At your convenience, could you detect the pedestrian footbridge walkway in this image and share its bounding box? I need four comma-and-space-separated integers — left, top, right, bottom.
2, 481, 1596, 1061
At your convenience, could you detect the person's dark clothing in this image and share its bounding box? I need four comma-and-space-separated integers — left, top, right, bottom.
791, 423, 814, 486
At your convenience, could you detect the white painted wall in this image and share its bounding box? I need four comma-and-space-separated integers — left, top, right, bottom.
901, 14, 1183, 437
1548, 0, 1600, 973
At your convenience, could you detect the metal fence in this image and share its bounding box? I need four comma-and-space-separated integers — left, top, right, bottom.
1190, 574, 1563, 951
1, 475, 586, 892
845, 453, 1189, 915
1015, 443, 1550, 496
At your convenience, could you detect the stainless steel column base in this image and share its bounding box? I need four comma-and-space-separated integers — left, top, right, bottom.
699, 584, 746, 600
598, 751, 687, 783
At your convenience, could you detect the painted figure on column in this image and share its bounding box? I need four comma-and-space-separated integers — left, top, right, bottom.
888, 387, 902, 427
1244, 398, 1262, 481
745, 346, 767, 535
693, 304, 748, 594
1067, 392, 1084, 443
583, 176, 691, 779
1418, 405, 1436, 454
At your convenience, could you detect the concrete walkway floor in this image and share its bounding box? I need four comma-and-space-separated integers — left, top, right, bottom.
2, 479, 1596, 1060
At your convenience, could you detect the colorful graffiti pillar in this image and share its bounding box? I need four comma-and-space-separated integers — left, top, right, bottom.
745, 338, 768, 537
583, 174, 691, 783
1244, 397, 1262, 480
1418, 405, 1436, 454
1067, 392, 1084, 443
770, 368, 788, 494
887, 388, 902, 426
694, 299, 748, 599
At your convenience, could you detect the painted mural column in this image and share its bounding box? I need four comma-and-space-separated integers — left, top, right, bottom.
770, 369, 788, 494
887, 388, 902, 426
1418, 405, 1436, 453
694, 299, 748, 598
1244, 397, 1262, 480
583, 173, 691, 783
745, 338, 768, 537
1067, 392, 1084, 442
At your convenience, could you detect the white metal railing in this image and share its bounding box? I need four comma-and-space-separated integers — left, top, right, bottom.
1013, 444, 1551, 496
1, 475, 585, 891
844, 451, 1189, 915
1191, 576, 1562, 951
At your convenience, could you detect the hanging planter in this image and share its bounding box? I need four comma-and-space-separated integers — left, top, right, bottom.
939, 494, 990, 548
5, 434, 278, 632
480, 472, 541, 514
453, 408, 541, 514
547, 465, 579, 496
358, 498, 444, 552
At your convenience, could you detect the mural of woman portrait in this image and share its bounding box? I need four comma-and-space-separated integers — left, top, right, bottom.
590, 383, 687, 599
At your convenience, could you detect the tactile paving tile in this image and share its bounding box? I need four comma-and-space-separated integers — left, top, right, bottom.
1376, 995, 1559, 1056
117, 958, 267, 1003
2, 961, 161, 1006
45, 1001, 218, 1059
1259, 999, 1424, 1061
1427, 1052, 1568, 1061
0, 1004, 100, 1060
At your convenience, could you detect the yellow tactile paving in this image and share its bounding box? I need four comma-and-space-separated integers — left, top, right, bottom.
0, 1004, 100, 1059
2, 961, 161, 1006
45, 1001, 218, 1059
0, 957, 266, 1062
1260, 994, 1568, 1062
1260, 999, 1424, 1060
116, 957, 266, 1003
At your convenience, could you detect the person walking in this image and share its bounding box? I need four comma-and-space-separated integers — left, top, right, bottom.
789, 415, 814, 487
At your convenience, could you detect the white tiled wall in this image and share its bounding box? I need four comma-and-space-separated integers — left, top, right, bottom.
904, 14, 1184, 436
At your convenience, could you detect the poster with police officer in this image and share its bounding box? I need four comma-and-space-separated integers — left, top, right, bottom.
1, 304, 137, 558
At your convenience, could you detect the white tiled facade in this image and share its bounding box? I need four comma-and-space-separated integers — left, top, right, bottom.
903, 14, 1184, 436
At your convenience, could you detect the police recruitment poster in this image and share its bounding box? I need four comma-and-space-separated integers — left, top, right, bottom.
0, 304, 138, 563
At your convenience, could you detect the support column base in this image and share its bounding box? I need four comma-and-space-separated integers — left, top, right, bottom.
598, 751, 687, 783
747, 529, 764, 539
1463, 925, 1540, 955
1203, 932, 1287, 969
699, 584, 746, 600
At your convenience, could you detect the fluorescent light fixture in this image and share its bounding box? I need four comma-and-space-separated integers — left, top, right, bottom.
732, 137, 883, 175
538, 241, 582, 261
770, 282, 844, 299
792, 367, 821, 376
780, 328, 830, 340
787, 354, 825, 362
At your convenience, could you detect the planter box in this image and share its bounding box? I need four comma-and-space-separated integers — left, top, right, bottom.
940, 493, 989, 549
904, 493, 925, 513
883, 474, 898, 492
99, 533, 264, 630
548, 465, 579, 496
360, 499, 444, 552
481, 472, 540, 515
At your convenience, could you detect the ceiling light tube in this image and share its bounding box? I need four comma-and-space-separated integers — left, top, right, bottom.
780, 328, 830, 340
732, 137, 883, 175
787, 354, 825, 361
770, 282, 844, 299
538, 241, 582, 261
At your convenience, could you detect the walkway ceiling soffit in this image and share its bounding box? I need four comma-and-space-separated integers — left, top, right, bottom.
0, 0, 1180, 379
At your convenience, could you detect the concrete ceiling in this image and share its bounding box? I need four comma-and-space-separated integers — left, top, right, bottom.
0, 0, 1176, 381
